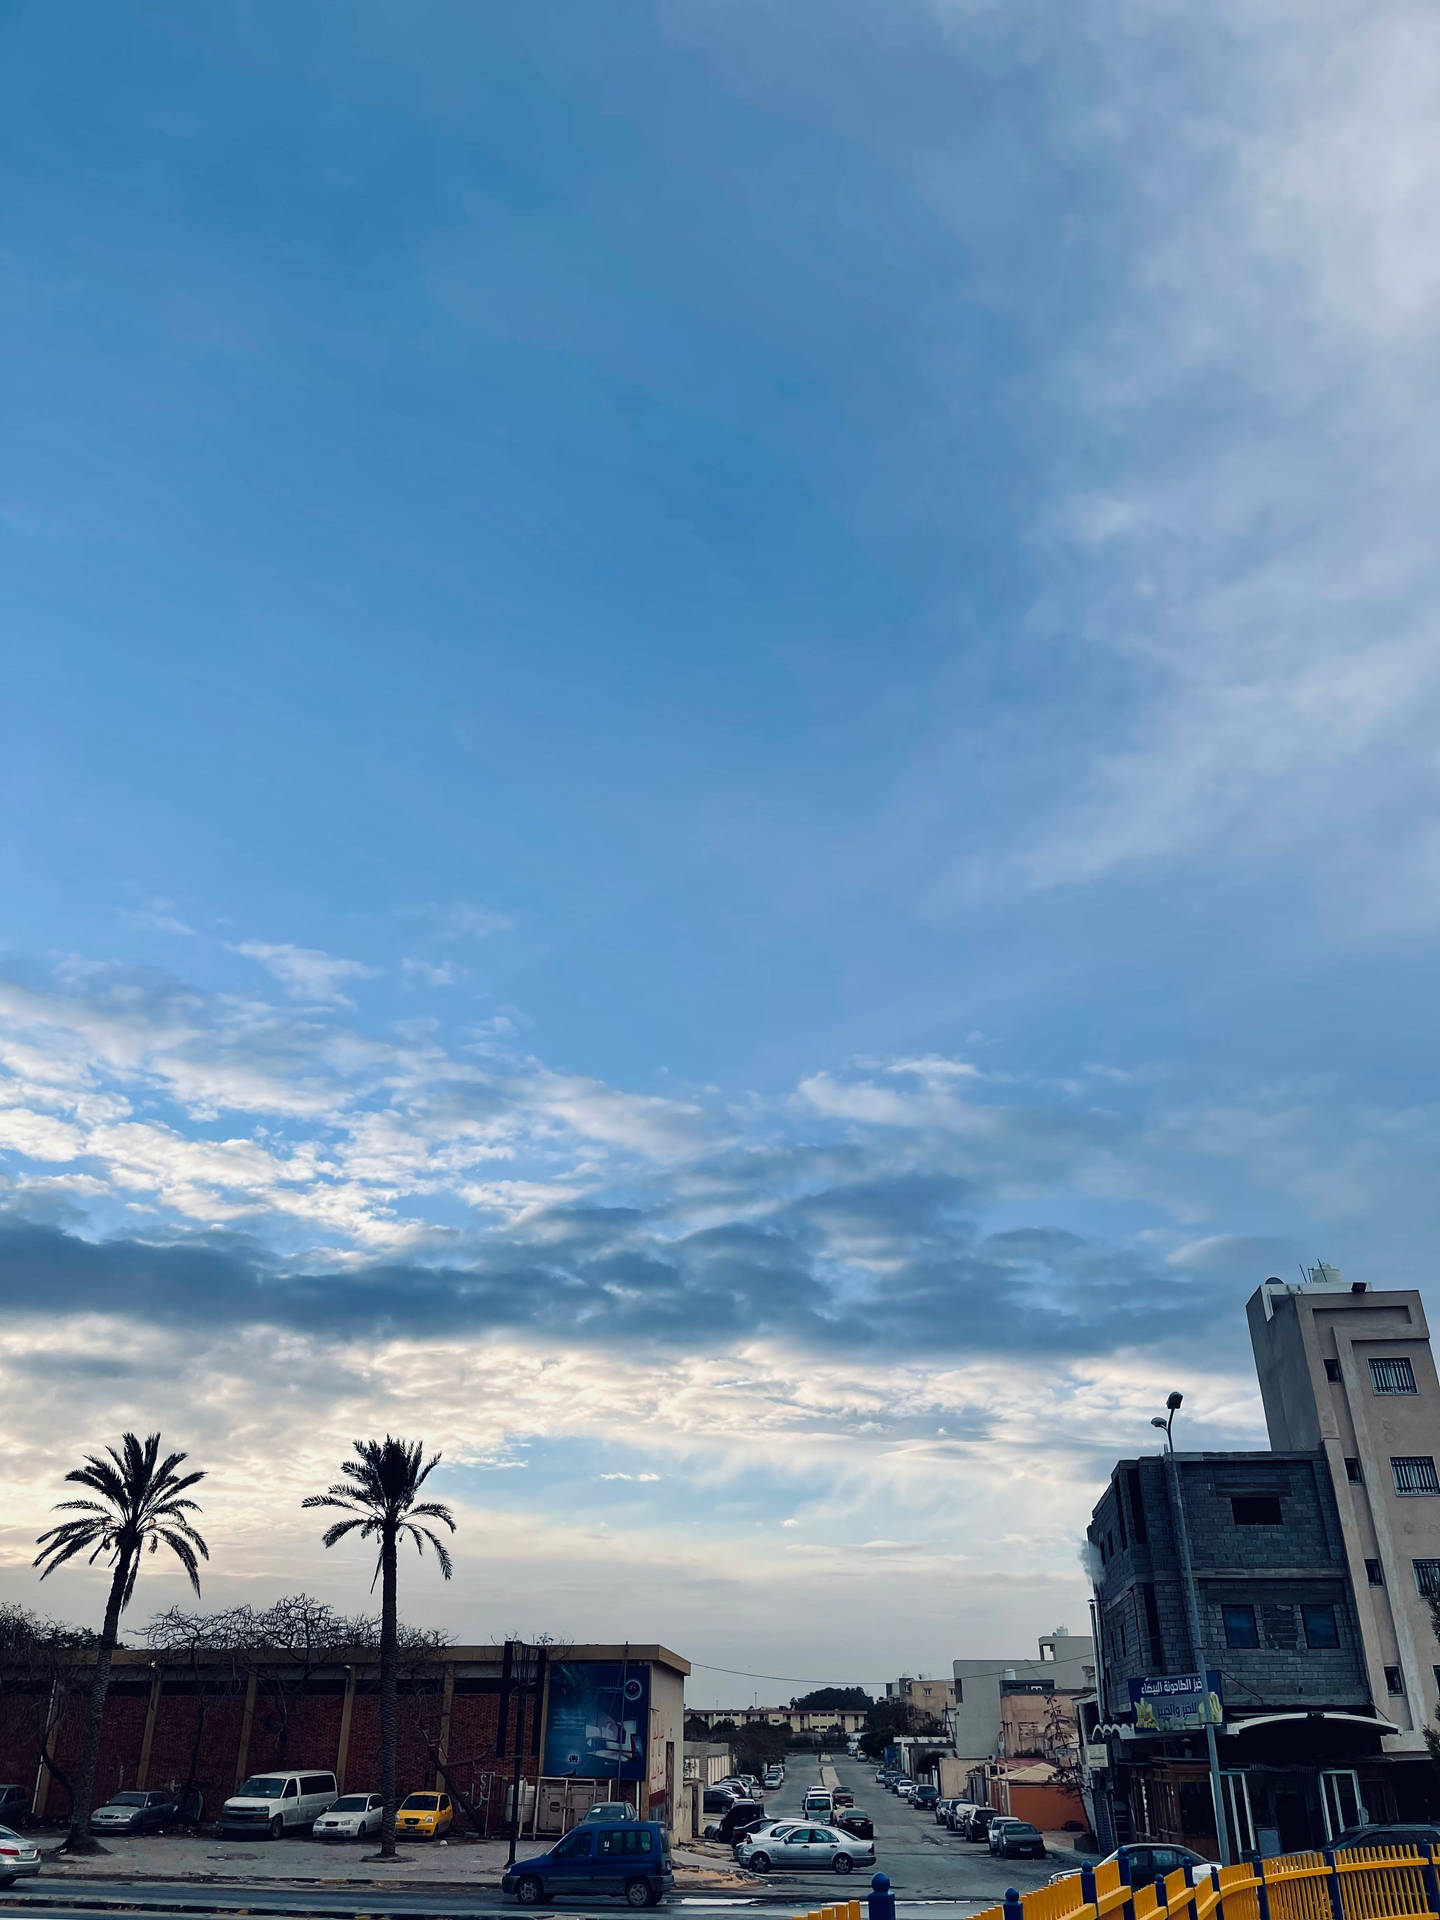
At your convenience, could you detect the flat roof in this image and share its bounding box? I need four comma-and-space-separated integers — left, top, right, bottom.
98, 1643, 691, 1676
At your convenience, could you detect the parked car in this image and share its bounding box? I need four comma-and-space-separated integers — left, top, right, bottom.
581, 1802, 639, 1823
947, 1801, 977, 1831
738, 1776, 763, 1798
1331, 1825, 1440, 1853
313, 1794, 384, 1840
736, 1823, 876, 1876
763, 1766, 785, 1789
1050, 1843, 1216, 1887
0, 1789, 31, 1832
0, 1823, 42, 1888
503, 1818, 674, 1907
704, 1799, 767, 1844
703, 1788, 741, 1814
715, 1778, 750, 1796
837, 1810, 874, 1840
896, 1782, 917, 1801
221, 1771, 338, 1838
833, 1787, 855, 1809
912, 1785, 939, 1811
965, 1807, 1001, 1840
987, 1817, 1025, 1853
396, 1791, 453, 1839
991, 1819, 1046, 1860
91, 1791, 180, 1834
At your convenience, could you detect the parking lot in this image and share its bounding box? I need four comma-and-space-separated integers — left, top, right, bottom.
752, 1754, 1074, 1902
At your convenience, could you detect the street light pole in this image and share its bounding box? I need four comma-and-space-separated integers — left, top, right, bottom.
1152, 1394, 1231, 1866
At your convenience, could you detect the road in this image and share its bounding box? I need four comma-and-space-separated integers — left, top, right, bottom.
765, 1752, 1066, 1905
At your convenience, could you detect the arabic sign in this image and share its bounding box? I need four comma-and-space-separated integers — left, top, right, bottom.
1128, 1671, 1223, 1731
542, 1661, 650, 1780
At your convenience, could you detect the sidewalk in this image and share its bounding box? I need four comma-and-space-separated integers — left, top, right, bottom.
33, 1832, 753, 1892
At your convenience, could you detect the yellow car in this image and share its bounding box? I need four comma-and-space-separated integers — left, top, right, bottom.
396, 1791, 454, 1838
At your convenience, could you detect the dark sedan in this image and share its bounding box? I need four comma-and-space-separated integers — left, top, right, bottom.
837, 1811, 874, 1840
91, 1791, 179, 1834
992, 1819, 1046, 1860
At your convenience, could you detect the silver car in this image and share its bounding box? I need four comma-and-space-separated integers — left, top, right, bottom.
313, 1793, 385, 1840
737, 1823, 876, 1875
0, 1823, 42, 1887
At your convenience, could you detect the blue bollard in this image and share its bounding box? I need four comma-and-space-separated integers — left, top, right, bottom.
869, 1871, 897, 1920
1422, 1843, 1440, 1917
1003, 1889, 1024, 1920
1154, 1876, 1169, 1911
1248, 1851, 1271, 1920
1211, 1864, 1226, 1920
1081, 1861, 1098, 1908
1118, 1845, 1137, 1920
1322, 1848, 1344, 1920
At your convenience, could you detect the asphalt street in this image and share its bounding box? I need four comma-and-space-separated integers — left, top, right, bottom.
767, 1753, 1066, 1904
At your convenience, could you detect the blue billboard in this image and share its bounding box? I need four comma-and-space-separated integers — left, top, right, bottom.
542, 1660, 650, 1780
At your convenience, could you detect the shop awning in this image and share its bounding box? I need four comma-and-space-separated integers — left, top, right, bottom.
1227, 1712, 1399, 1735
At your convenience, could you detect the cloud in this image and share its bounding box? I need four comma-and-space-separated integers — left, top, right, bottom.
402, 958, 468, 987
232, 942, 379, 1005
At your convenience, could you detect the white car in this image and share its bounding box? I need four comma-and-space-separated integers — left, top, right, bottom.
313, 1792, 384, 1840
0, 1824, 42, 1887
896, 1782, 916, 1801
736, 1822, 876, 1876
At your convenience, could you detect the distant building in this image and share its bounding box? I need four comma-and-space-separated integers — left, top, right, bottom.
886, 1677, 956, 1719
949, 1633, 1095, 1772
686, 1705, 869, 1735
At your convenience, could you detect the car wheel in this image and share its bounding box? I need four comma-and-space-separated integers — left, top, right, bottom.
514, 1875, 544, 1905
833, 1854, 854, 1875
268, 1816, 284, 1840
625, 1878, 657, 1908
748, 1851, 771, 1873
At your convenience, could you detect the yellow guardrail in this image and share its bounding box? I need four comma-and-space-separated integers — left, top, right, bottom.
962, 1844, 1440, 1920
794, 1898, 865, 1920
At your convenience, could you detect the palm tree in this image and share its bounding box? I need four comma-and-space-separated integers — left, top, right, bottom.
34, 1433, 208, 1852
304, 1438, 454, 1858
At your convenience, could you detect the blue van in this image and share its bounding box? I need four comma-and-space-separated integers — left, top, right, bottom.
502, 1819, 674, 1907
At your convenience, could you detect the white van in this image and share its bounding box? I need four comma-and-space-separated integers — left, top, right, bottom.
802, 1788, 834, 1818
221, 1771, 338, 1838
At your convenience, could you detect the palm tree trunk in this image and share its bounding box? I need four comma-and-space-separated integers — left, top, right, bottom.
378, 1526, 398, 1858
66, 1554, 132, 1853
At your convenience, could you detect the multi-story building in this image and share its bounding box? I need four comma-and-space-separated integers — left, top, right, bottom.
949, 1633, 1095, 1771
1248, 1267, 1440, 1766
886, 1677, 957, 1720
1090, 1447, 1381, 1857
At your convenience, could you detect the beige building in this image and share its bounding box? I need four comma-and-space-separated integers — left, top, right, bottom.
1248, 1269, 1440, 1750
888, 1677, 957, 1719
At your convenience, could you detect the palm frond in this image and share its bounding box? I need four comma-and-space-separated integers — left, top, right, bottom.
407, 1502, 456, 1529
403, 1525, 455, 1580
321, 1517, 373, 1550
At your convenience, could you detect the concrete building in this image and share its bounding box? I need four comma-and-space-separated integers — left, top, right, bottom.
949, 1633, 1095, 1778
1248, 1268, 1440, 1752
1090, 1447, 1390, 1856
887, 1678, 956, 1720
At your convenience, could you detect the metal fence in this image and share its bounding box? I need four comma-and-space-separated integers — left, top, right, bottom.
946, 1845, 1440, 1920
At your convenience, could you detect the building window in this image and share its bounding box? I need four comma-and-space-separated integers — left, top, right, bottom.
1302, 1604, 1340, 1649
954, 1679, 962, 1702
1232, 1495, 1284, 1525
1385, 1666, 1405, 1695
1370, 1357, 1417, 1395
1345, 1458, 1364, 1483
1366, 1559, 1384, 1586
1413, 1560, 1440, 1597
1223, 1604, 1260, 1649
1325, 1358, 1343, 1382
1392, 1457, 1440, 1496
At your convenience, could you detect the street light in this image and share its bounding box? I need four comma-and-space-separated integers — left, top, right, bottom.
1152, 1392, 1231, 1866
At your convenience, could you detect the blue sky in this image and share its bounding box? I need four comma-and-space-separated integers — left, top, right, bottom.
4, 0, 1440, 1699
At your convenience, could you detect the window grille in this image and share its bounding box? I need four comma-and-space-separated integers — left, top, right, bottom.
1370, 1357, 1417, 1394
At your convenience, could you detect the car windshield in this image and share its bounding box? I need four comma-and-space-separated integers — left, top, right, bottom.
330, 1797, 371, 1812
236, 1778, 287, 1798
0, 1825, 22, 1842
401, 1794, 439, 1810
108, 1792, 150, 1806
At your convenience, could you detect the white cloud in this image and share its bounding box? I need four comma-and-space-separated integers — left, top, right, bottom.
232, 942, 379, 1005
